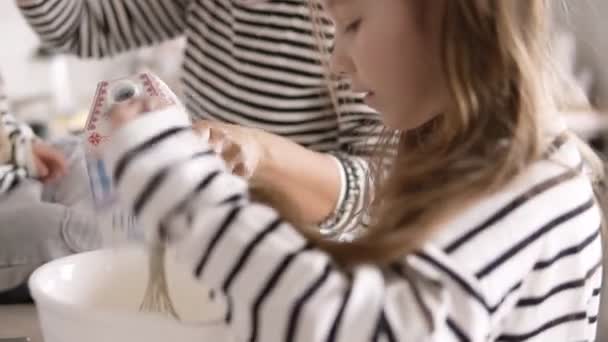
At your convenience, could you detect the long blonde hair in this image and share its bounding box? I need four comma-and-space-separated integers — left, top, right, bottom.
295, 0, 605, 267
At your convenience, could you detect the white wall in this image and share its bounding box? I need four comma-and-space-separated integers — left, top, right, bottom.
555, 0, 608, 109
0, 0, 55, 99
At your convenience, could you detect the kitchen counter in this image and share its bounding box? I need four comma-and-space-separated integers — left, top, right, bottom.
0, 305, 42, 342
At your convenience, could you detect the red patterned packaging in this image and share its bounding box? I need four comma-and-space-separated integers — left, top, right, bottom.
83, 72, 182, 242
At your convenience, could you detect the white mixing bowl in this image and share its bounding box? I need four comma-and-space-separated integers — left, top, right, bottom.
28, 246, 233, 342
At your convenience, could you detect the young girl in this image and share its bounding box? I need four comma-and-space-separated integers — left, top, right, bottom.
105, 0, 603, 340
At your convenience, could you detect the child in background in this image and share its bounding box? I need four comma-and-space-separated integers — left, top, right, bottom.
106, 1, 603, 341
0, 73, 100, 303
0, 74, 65, 191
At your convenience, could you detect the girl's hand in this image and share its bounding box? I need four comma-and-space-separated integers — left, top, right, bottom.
193, 121, 269, 180
32, 141, 67, 182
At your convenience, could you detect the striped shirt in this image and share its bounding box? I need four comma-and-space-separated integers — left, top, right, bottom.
104, 108, 602, 341
17, 0, 381, 239
0, 74, 37, 194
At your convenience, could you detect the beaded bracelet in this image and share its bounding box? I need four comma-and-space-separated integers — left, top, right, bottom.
319, 153, 364, 239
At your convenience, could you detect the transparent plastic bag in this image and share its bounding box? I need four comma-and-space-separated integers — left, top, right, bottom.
83, 72, 184, 246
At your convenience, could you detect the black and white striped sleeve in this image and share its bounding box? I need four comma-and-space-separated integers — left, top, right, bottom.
103, 107, 492, 342
16, 0, 191, 58
0, 75, 37, 194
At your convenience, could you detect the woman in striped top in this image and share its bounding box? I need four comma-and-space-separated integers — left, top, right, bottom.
16, 0, 381, 240
104, 0, 605, 341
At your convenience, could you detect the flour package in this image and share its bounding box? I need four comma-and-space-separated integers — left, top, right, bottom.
83, 72, 184, 244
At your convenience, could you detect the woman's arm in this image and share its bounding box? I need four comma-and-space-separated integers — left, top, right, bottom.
16, 0, 191, 58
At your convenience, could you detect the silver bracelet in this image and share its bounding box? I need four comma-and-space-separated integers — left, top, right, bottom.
319, 153, 363, 238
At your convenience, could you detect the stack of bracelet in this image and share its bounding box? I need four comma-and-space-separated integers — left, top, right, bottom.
319, 153, 368, 240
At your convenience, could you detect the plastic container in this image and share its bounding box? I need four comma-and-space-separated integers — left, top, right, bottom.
83, 72, 184, 244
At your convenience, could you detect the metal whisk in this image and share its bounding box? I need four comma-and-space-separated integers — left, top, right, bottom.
139, 242, 180, 319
